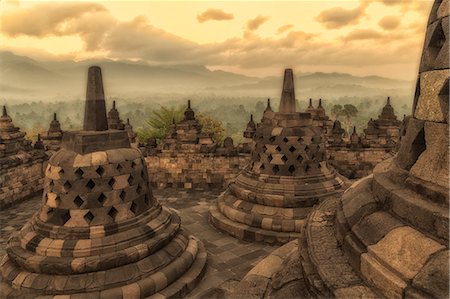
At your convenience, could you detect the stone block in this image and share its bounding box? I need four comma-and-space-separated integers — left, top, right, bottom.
367, 226, 445, 280
414, 70, 448, 122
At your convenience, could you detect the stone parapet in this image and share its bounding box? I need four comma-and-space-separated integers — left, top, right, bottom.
146, 153, 250, 189
0, 150, 48, 209
328, 146, 394, 179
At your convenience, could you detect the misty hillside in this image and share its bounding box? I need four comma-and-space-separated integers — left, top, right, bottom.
0, 51, 414, 101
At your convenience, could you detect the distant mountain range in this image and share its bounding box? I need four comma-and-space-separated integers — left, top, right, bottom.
0, 51, 414, 101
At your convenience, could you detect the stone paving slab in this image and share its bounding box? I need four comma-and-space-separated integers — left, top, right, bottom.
0, 189, 278, 298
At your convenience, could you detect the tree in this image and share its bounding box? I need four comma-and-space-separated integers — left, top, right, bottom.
197, 112, 225, 144
342, 104, 358, 132
331, 104, 343, 120
137, 105, 184, 143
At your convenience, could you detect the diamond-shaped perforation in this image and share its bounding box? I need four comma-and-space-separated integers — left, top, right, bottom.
281, 155, 288, 162
131, 161, 137, 169
96, 166, 105, 177
260, 164, 266, 170
289, 146, 296, 153
128, 175, 134, 186
272, 165, 279, 174
97, 193, 106, 204
63, 180, 72, 191
86, 179, 96, 191
130, 201, 138, 214
74, 168, 84, 179
48, 180, 55, 191
144, 194, 150, 205
283, 137, 289, 143
275, 146, 282, 152
84, 211, 94, 224
297, 155, 304, 163
108, 178, 116, 188
61, 210, 71, 225
108, 207, 118, 220
73, 196, 84, 208
429, 20, 445, 59
136, 184, 142, 195
117, 164, 123, 172
120, 190, 126, 201
268, 154, 273, 162
58, 168, 65, 176
288, 165, 296, 174
269, 136, 276, 142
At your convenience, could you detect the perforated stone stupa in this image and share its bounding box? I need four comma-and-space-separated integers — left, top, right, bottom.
42, 113, 63, 152
209, 68, 347, 244
297, 1, 449, 297
0, 66, 207, 298
0, 106, 32, 157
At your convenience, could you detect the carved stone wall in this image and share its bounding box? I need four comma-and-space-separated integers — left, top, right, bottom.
327, 146, 394, 179
0, 151, 47, 209
146, 153, 250, 189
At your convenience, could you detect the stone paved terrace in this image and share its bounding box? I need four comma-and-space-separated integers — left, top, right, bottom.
0, 189, 278, 298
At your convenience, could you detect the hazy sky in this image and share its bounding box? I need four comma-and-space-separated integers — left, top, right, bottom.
1, 0, 433, 80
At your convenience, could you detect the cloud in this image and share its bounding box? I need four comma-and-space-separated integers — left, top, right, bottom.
197, 8, 234, 23
343, 29, 383, 41
315, 4, 367, 29
1, 1, 428, 76
378, 15, 401, 30
1, 2, 107, 37
246, 15, 270, 31
277, 24, 294, 34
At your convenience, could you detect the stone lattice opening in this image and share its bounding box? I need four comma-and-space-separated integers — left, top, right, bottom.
429, 21, 445, 60
96, 166, 105, 177
84, 211, 94, 224
73, 196, 84, 208
97, 193, 106, 204
74, 168, 84, 179
408, 127, 426, 170
86, 179, 96, 191
108, 207, 118, 220
61, 210, 71, 225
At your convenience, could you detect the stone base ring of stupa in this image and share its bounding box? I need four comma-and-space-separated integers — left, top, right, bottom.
209, 169, 346, 245
0, 209, 207, 299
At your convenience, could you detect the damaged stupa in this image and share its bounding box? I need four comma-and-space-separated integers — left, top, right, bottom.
209, 68, 347, 244
0, 66, 207, 298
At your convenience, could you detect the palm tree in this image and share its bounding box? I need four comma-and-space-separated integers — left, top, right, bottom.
138, 105, 184, 143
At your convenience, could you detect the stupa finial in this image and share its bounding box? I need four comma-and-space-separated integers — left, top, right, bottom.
279, 68, 296, 113
83, 66, 108, 131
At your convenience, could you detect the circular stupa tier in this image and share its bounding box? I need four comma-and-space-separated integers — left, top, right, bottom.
297, 1, 449, 298
210, 69, 346, 244
0, 66, 207, 298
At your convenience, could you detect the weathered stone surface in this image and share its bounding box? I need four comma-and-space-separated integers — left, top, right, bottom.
278, 69, 296, 114
410, 121, 449, 187
411, 250, 449, 299
367, 226, 445, 280
352, 211, 404, 247
414, 70, 449, 122
84, 66, 108, 131
361, 253, 406, 299
395, 117, 425, 170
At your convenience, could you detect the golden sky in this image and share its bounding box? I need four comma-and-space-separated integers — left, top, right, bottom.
0, 0, 433, 80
